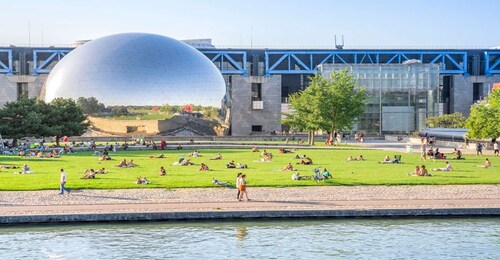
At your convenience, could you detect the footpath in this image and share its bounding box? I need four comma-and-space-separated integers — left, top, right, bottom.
1, 185, 499, 224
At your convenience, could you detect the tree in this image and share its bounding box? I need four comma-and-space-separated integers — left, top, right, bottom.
46, 98, 89, 146
466, 90, 500, 139
282, 70, 367, 145
76, 97, 105, 115
0, 98, 50, 146
110, 106, 129, 117
426, 112, 467, 128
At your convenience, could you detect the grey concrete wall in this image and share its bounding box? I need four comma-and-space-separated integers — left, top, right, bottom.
230, 75, 282, 136
451, 75, 473, 117
0, 75, 18, 107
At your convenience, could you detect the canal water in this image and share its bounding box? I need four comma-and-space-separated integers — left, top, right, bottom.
0, 218, 498, 259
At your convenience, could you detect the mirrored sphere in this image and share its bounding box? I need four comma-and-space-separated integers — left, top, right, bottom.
44, 33, 226, 107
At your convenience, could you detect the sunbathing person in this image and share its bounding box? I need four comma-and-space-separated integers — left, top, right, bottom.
408, 165, 421, 176
159, 166, 167, 176
291, 172, 303, 180
199, 163, 210, 171
191, 150, 201, 157
346, 156, 355, 161
96, 168, 107, 174
480, 158, 492, 168
295, 154, 307, 159
357, 155, 365, 161
136, 176, 150, 184
180, 158, 194, 166
82, 169, 96, 179
297, 157, 313, 165
210, 153, 222, 160
237, 163, 248, 169
409, 165, 431, 176
379, 155, 392, 164
127, 159, 137, 167
282, 163, 295, 171
117, 159, 128, 167
451, 148, 463, 160
0, 165, 18, 170
432, 161, 453, 172
279, 148, 292, 154
321, 168, 332, 179
20, 164, 33, 174
259, 153, 273, 162
99, 155, 111, 161
150, 153, 165, 159
252, 147, 259, 152
261, 150, 269, 157
226, 160, 236, 168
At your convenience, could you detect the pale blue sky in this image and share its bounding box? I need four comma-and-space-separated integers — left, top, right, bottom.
1, 0, 499, 48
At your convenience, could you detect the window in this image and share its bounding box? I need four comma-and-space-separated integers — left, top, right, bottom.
17, 83, 28, 99
251, 125, 262, 132
251, 83, 262, 101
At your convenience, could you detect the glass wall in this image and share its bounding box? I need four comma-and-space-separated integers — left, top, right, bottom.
319, 64, 440, 134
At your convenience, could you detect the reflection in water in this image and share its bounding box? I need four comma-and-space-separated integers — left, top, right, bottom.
0, 218, 499, 259
236, 226, 247, 241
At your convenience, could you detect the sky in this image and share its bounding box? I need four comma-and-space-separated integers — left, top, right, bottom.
1, 0, 499, 48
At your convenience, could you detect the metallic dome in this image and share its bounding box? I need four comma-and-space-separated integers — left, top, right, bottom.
44, 33, 226, 107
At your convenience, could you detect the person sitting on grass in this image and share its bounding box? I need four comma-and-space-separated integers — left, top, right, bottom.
99, 154, 111, 161
159, 166, 167, 176
279, 148, 292, 154
261, 150, 269, 157
291, 172, 303, 180
408, 165, 421, 176
432, 161, 453, 172
117, 159, 128, 167
357, 155, 365, 161
180, 158, 194, 166
295, 154, 307, 159
150, 153, 165, 159
379, 155, 392, 164
347, 155, 364, 161
480, 158, 492, 168
82, 169, 96, 179
127, 159, 137, 167
136, 176, 150, 184
226, 160, 236, 168
210, 153, 222, 160
191, 150, 201, 157
20, 164, 33, 174
409, 165, 431, 176
237, 163, 248, 169
252, 147, 259, 152
96, 168, 107, 174
282, 163, 295, 171
451, 148, 464, 160
321, 168, 332, 179
199, 163, 210, 171
297, 157, 313, 165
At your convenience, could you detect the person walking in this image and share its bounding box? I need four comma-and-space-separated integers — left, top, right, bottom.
476, 142, 483, 156
236, 172, 243, 200
238, 174, 250, 201
59, 168, 71, 195
494, 142, 499, 156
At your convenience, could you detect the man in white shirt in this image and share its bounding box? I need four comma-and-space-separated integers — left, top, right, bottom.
494, 142, 499, 156
59, 169, 71, 195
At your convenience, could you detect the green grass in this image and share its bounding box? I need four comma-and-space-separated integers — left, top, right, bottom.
0, 148, 498, 191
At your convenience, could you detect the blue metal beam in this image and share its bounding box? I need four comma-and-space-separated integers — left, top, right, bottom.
485, 51, 500, 76
265, 51, 469, 76
0, 49, 13, 75
200, 50, 247, 76
32, 49, 70, 75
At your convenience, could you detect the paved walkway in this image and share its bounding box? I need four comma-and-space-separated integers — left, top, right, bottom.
1, 185, 498, 217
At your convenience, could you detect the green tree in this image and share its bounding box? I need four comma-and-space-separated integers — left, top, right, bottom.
76, 97, 105, 115
466, 91, 500, 139
0, 98, 50, 146
46, 98, 89, 146
282, 70, 367, 145
110, 106, 129, 117
426, 112, 467, 128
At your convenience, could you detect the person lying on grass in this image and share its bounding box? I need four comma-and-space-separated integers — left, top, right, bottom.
210, 153, 222, 160
237, 163, 248, 169
480, 158, 492, 168
127, 159, 137, 167
199, 163, 210, 171
282, 163, 295, 171
295, 154, 307, 159
180, 158, 194, 166
347, 155, 365, 161
432, 161, 453, 172
379, 155, 392, 164
96, 168, 107, 174
149, 153, 165, 159
251, 147, 259, 152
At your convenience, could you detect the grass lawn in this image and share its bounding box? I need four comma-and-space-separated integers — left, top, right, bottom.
0, 147, 498, 191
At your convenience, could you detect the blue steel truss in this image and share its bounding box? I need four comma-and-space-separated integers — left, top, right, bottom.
32, 49, 70, 75
0, 49, 13, 74
201, 51, 247, 76
485, 51, 500, 76
265, 51, 468, 76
